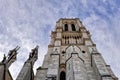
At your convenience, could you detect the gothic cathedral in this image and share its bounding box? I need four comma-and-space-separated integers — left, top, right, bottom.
34, 18, 118, 80
0, 18, 118, 80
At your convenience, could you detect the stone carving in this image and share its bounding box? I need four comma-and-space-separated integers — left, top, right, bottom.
29, 45, 39, 60
1, 46, 20, 67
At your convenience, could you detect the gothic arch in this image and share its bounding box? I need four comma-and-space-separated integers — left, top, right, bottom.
64, 24, 68, 31
60, 71, 66, 80
71, 24, 76, 31
65, 45, 81, 52
65, 45, 82, 59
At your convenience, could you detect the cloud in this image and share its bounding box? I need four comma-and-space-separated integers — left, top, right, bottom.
82, 1, 120, 77
0, 0, 120, 79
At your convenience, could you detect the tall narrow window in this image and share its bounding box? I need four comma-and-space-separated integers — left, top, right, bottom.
69, 64, 70, 70
71, 24, 76, 31
60, 71, 66, 80
64, 24, 68, 31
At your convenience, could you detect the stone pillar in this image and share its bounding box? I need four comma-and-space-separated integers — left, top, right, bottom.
46, 54, 59, 80
91, 53, 115, 80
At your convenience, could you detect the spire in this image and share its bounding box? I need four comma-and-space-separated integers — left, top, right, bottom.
16, 45, 39, 80
0, 46, 20, 80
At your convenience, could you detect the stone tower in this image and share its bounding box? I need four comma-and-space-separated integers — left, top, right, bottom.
35, 18, 118, 80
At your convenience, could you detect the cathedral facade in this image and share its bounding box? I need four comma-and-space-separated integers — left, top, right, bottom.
0, 18, 118, 80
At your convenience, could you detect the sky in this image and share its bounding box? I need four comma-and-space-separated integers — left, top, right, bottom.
0, 0, 120, 79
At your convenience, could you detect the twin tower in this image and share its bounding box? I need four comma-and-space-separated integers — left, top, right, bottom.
0, 18, 118, 80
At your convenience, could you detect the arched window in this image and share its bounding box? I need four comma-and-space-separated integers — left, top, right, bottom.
60, 71, 66, 80
64, 24, 68, 31
71, 24, 76, 31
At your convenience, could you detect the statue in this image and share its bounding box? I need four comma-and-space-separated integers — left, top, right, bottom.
29, 45, 39, 60
7, 46, 20, 60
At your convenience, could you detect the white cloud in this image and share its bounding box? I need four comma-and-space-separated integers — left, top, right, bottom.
0, 0, 120, 79
83, 8, 120, 78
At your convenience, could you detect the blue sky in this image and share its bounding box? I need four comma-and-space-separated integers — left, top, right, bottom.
0, 0, 120, 79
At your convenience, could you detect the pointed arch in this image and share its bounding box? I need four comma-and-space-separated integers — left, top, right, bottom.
64, 24, 68, 31
65, 45, 81, 52
71, 24, 76, 31
60, 71, 66, 80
